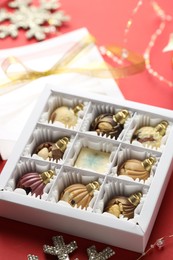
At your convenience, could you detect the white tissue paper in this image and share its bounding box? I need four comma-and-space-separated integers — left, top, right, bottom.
0, 27, 124, 160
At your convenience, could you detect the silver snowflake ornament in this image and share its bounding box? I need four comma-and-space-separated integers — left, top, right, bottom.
27, 254, 39, 260
0, 0, 70, 41
87, 245, 115, 260
43, 235, 78, 259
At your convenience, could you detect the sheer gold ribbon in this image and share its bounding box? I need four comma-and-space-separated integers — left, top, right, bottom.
0, 34, 145, 93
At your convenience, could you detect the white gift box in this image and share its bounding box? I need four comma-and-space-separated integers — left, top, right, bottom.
0, 86, 173, 253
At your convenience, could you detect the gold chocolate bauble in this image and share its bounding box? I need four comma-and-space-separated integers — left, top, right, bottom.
50, 104, 84, 127
104, 192, 142, 219
90, 109, 129, 138
118, 157, 156, 180
33, 137, 69, 162
17, 170, 54, 197
132, 120, 168, 148
60, 181, 100, 209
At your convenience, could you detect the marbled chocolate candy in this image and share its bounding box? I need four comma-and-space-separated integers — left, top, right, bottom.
90, 109, 129, 138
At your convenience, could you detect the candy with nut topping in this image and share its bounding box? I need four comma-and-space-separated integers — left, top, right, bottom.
33, 137, 69, 162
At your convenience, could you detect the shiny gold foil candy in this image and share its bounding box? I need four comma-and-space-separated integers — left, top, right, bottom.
60, 181, 100, 209
118, 157, 156, 180
49, 104, 84, 127
132, 120, 169, 148
90, 109, 129, 138
104, 192, 142, 219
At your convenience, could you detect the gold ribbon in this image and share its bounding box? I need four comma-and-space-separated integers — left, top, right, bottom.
0, 34, 145, 93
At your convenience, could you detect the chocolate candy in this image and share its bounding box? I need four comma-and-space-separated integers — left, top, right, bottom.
90, 109, 129, 138
16, 170, 54, 196
132, 120, 168, 148
60, 181, 100, 209
33, 137, 69, 162
104, 192, 142, 219
49, 104, 84, 127
118, 157, 156, 180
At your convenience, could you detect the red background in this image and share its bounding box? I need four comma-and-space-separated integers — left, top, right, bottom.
1, 0, 173, 259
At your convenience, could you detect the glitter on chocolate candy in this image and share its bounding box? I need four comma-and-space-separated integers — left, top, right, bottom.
49, 104, 84, 127
104, 192, 142, 219
90, 109, 129, 138
60, 181, 100, 209
16, 170, 54, 196
118, 157, 156, 180
132, 120, 169, 148
33, 137, 69, 162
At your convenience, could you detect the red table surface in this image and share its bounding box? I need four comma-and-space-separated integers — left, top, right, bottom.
0, 0, 173, 259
